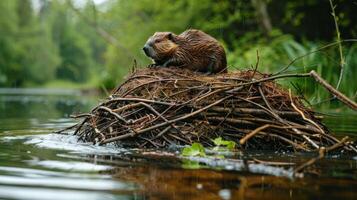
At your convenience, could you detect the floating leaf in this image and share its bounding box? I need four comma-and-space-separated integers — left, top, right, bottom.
181, 143, 206, 157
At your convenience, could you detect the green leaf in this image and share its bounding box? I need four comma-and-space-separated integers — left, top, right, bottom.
212, 137, 236, 151
225, 141, 236, 150
181, 143, 206, 157
212, 137, 223, 146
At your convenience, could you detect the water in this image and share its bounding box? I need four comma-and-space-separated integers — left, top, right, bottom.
0, 89, 357, 200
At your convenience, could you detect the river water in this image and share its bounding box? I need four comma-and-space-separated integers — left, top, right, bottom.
0, 89, 356, 200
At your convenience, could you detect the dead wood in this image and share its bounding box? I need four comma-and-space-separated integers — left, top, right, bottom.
60, 67, 357, 153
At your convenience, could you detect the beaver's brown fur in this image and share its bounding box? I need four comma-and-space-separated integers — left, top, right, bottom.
143, 29, 227, 74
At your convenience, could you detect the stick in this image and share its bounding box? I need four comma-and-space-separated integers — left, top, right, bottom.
70, 113, 94, 118
309, 70, 357, 110
104, 97, 175, 106
226, 73, 311, 93
240, 124, 270, 145
252, 158, 295, 166
100, 96, 232, 144
138, 102, 182, 134
54, 123, 78, 134
288, 89, 325, 134
251, 50, 260, 79
206, 106, 301, 117
97, 106, 128, 124
294, 147, 325, 175
325, 136, 349, 152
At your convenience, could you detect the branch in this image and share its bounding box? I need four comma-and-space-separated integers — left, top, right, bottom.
309, 70, 357, 111
66, 0, 136, 60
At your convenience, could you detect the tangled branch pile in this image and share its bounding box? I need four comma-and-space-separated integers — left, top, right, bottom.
63, 67, 356, 153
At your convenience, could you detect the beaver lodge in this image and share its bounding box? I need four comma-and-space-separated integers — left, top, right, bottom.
59, 67, 357, 154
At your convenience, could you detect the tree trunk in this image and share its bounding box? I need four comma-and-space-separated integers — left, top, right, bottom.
251, 0, 272, 37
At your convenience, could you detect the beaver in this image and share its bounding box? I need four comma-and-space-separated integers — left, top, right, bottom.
142, 29, 227, 74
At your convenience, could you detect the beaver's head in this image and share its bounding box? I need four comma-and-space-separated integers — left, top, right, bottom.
143, 32, 178, 62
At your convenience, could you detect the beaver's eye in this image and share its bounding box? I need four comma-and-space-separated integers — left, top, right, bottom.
154, 39, 161, 43
168, 33, 173, 40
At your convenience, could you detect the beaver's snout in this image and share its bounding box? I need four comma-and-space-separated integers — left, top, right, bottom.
142, 44, 150, 57
143, 43, 155, 58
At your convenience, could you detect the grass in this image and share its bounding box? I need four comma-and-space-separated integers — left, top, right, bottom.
227, 32, 357, 109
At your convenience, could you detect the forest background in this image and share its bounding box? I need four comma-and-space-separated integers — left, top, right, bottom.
0, 0, 356, 109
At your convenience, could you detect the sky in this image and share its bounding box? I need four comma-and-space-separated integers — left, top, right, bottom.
32, 0, 109, 10
72, 0, 108, 7
92, 0, 107, 4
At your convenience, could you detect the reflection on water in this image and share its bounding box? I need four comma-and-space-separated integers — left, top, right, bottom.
0, 89, 357, 200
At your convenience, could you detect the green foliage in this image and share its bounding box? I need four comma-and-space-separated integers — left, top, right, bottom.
0, 0, 356, 107
50, 1, 94, 83
270, 0, 357, 39
212, 137, 236, 151
0, 0, 103, 87
100, 0, 257, 74
181, 138, 236, 157
0, 0, 22, 86
181, 143, 206, 157
97, 0, 356, 107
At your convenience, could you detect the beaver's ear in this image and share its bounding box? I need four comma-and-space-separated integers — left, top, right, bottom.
168, 33, 176, 42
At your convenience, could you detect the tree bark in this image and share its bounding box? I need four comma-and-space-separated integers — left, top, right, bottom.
251, 0, 272, 36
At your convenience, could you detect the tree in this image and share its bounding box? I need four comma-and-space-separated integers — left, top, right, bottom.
0, 0, 23, 86
48, 0, 93, 83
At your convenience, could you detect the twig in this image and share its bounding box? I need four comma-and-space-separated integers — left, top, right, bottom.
63, 67, 356, 153
206, 106, 301, 117
104, 97, 175, 106
251, 50, 260, 79
288, 89, 325, 134
329, 0, 345, 89
324, 136, 348, 152
273, 39, 357, 75
294, 147, 325, 175
54, 123, 78, 134
301, 135, 319, 149
226, 73, 311, 93
138, 102, 182, 134
309, 70, 357, 110
235, 96, 285, 124
252, 158, 295, 166
240, 124, 270, 145
70, 113, 94, 118
97, 106, 128, 124
121, 78, 202, 97
100, 96, 232, 144
261, 132, 310, 151
136, 96, 231, 133
195, 88, 230, 102
258, 86, 274, 111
